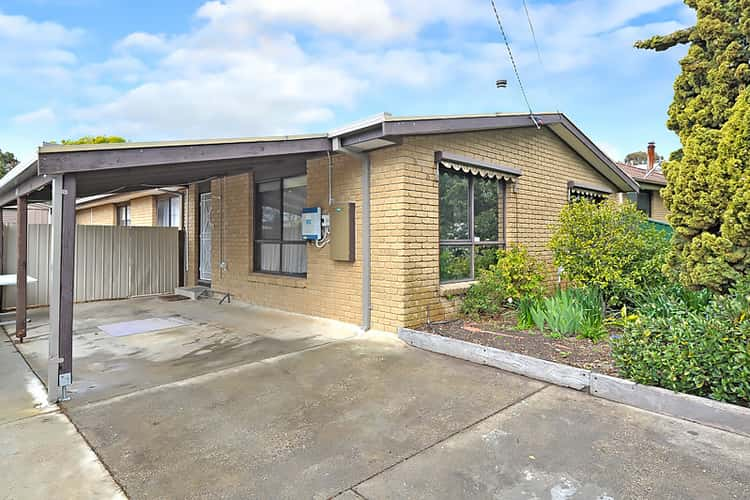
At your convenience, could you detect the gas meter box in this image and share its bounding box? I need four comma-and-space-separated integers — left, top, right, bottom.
302, 207, 322, 240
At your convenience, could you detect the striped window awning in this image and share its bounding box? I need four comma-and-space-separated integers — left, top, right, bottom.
568, 181, 612, 200
435, 151, 522, 182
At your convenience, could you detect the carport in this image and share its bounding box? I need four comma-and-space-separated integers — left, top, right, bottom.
0, 132, 373, 403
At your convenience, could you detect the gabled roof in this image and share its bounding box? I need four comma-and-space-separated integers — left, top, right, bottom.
617, 162, 667, 187
0, 111, 638, 206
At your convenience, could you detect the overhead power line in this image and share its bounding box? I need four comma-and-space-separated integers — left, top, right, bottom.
522, 0, 544, 67
489, 0, 539, 127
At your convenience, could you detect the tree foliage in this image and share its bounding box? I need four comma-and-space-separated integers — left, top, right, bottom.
624, 150, 662, 165
636, 0, 750, 291
549, 200, 670, 306
61, 135, 126, 145
0, 149, 19, 177
623, 151, 648, 164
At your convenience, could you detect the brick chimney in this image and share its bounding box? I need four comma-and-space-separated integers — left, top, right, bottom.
647, 142, 656, 170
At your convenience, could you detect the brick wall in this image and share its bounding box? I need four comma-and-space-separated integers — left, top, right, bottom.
185, 127, 619, 331
386, 127, 619, 329
76, 205, 116, 225
130, 196, 156, 226
197, 154, 364, 325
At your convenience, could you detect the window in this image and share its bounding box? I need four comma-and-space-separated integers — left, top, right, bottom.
157, 195, 182, 227
439, 169, 505, 283
117, 204, 131, 227
627, 191, 652, 218
254, 175, 307, 276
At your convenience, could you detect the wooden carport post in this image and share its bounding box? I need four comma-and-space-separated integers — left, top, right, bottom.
47, 175, 76, 403
15, 195, 28, 342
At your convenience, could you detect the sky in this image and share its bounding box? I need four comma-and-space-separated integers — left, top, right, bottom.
1, 0, 693, 163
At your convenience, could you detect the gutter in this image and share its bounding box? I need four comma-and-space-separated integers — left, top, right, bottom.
331, 137, 371, 332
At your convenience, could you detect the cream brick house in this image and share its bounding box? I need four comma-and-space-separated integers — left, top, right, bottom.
616, 142, 669, 224
176, 113, 638, 332
76, 187, 185, 227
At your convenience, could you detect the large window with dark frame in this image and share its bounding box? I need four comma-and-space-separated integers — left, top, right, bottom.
254, 175, 307, 276
439, 169, 505, 283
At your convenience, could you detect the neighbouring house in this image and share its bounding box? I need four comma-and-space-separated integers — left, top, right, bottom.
617, 142, 669, 223
76, 187, 185, 227
2, 203, 50, 224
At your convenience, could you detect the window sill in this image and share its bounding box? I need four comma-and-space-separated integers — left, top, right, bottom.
247, 272, 307, 289
439, 281, 476, 297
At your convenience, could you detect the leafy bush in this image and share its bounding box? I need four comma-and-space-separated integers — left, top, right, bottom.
550, 199, 671, 306
612, 279, 750, 407
461, 245, 546, 316
517, 287, 607, 341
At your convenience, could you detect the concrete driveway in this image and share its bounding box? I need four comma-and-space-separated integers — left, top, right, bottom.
14, 297, 750, 499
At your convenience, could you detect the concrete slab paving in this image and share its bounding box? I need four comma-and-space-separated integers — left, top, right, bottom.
15, 297, 359, 406
66, 334, 545, 499
0, 338, 54, 425
0, 412, 126, 500
1, 331, 125, 500
355, 385, 750, 500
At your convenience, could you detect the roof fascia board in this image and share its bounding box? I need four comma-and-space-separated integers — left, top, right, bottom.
0, 173, 52, 207
38, 136, 331, 175
553, 116, 639, 192
382, 114, 559, 137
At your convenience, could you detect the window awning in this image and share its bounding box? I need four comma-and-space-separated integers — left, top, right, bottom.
435, 151, 522, 182
567, 181, 612, 199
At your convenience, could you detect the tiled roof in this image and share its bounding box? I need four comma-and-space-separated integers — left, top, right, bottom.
617, 162, 667, 186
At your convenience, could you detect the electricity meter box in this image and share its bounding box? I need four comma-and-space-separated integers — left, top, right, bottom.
330, 202, 355, 262
302, 207, 322, 240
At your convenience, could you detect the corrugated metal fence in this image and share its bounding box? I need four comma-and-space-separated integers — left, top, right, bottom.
2, 225, 179, 308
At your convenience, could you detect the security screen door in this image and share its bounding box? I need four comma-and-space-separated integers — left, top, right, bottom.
199, 192, 212, 282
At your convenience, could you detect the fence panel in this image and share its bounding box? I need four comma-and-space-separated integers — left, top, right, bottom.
2, 224, 179, 308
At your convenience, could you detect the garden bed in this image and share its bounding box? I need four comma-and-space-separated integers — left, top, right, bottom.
421, 315, 618, 376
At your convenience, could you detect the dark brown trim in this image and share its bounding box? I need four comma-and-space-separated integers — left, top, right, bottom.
0, 175, 51, 208
383, 114, 557, 136
554, 116, 640, 192
38, 137, 331, 174
15, 196, 27, 342
59, 175, 76, 376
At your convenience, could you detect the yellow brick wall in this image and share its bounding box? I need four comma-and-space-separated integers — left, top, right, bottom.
76, 205, 116, 225
651, 188, 669, 223
202, 154, 364, 325
385, 128, 619, 329
130, 196, 156, 226
185, 184, 200, 287
185, 127, 619, 332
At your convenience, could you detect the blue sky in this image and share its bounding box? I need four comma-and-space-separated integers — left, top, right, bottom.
1, 0, 692, 162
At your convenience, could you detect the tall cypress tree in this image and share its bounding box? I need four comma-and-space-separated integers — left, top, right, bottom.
636, 0, 750, 291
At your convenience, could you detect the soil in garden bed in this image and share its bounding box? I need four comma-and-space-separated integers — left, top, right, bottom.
421, 314, 619, 376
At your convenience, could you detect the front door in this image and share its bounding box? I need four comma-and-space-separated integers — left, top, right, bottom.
199, 192, 212, 282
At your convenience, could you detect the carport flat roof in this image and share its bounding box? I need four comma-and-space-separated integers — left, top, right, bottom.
0, 111, 638, 206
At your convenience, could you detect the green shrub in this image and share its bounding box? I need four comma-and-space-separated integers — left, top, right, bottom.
612, 279, 750, 407
550, 199, 671, 306
461, 245, 546, 316
517, 287, 607, 341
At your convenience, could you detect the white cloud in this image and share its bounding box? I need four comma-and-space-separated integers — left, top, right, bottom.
13, 107, 56, 125
1, 0, 690, 153
115, 32, 169, 53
